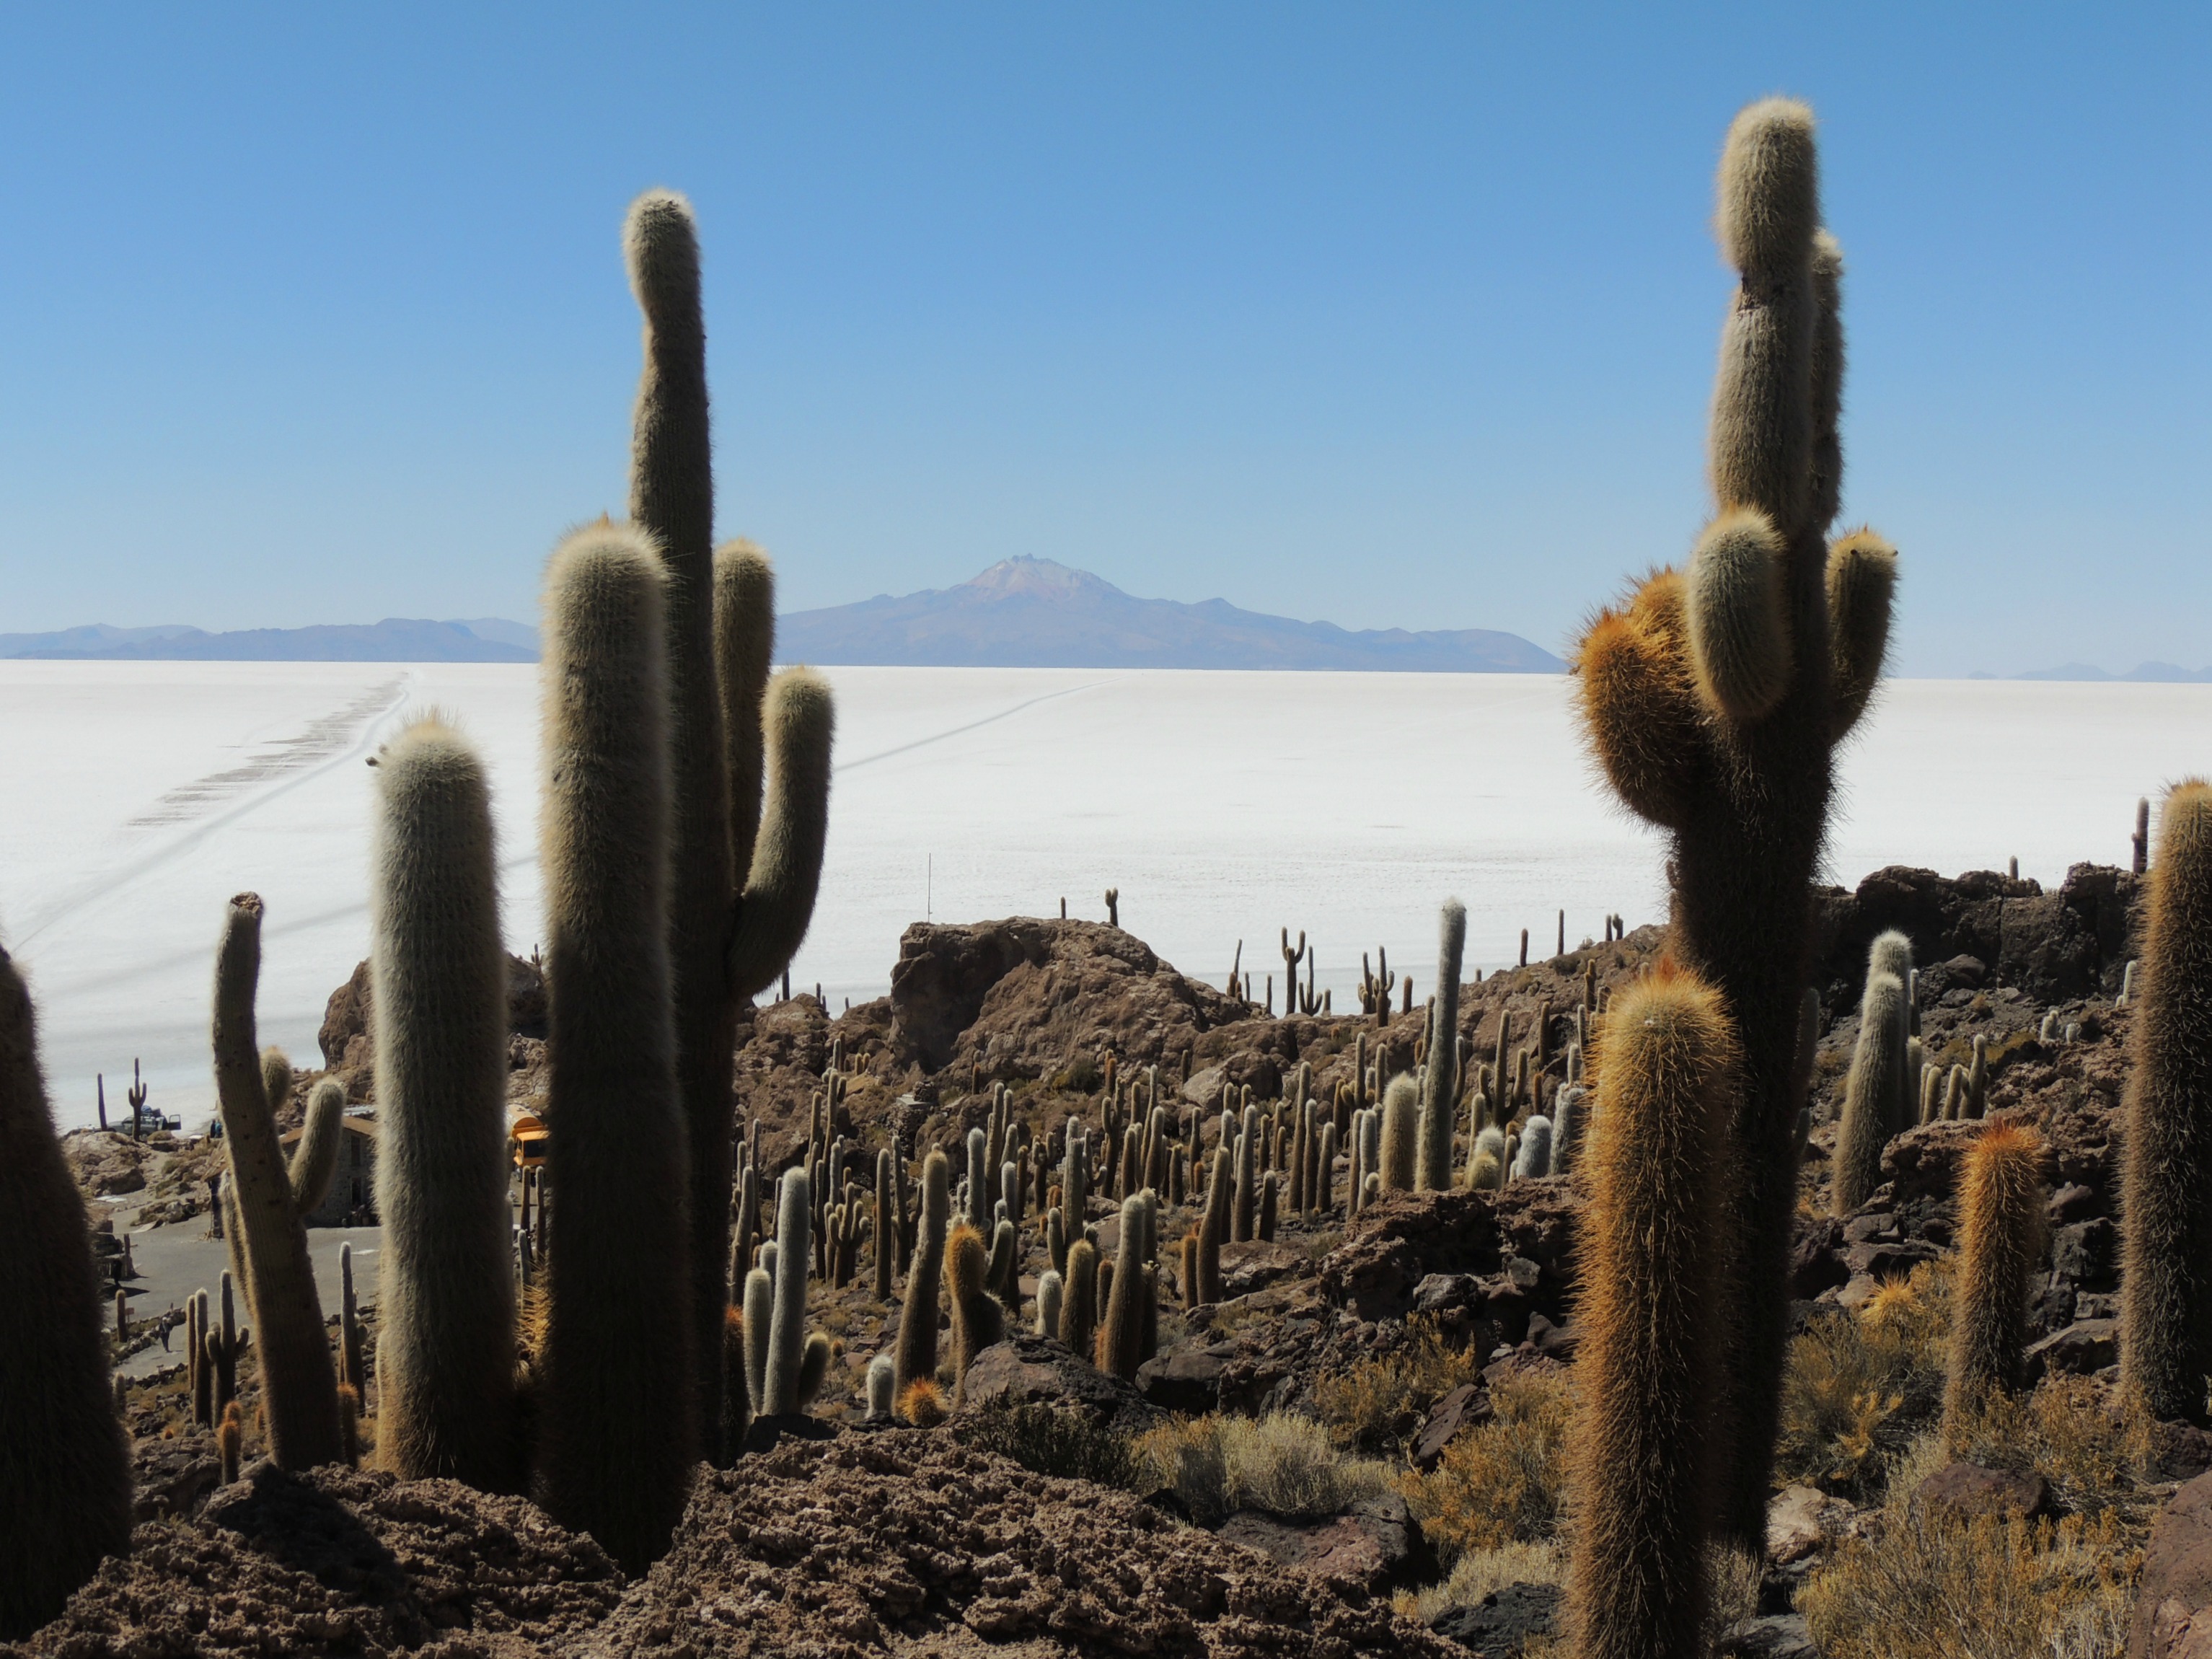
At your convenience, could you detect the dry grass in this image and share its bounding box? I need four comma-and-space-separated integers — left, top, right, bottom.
1132, 1411, 1394, 1525
1946, 1375, 2156, 1523
1801, 1504, 2136, 1659
1776, 1257, 1952, 1493
1313, 1316, 1486, 1456
1398, 1370, 1574, 1562
1394, 1539, 1564, 1625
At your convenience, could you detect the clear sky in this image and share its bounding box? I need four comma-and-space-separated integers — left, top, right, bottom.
0, 4, 2203, 676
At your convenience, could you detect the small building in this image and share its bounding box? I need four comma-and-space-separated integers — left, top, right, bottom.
508, 1112, 550, 1170
279, 1114, 381, 1226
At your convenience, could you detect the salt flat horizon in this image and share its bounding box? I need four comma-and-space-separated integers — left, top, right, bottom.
2, 660, 2199, 1130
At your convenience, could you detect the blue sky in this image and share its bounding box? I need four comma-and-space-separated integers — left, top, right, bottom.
0, 5, 2203, 675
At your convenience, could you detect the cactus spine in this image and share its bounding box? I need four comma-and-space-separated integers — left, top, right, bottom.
211, 897, 343, 1469
2121, 782, 2212, 1422
1416, 900, 1467, 1189
1943, 1122, 2046, 1441
1833, 971, 1907, 1215
0, 946, 133, 1638
762, 1169, 814, 1417
532, 525, 695, 1572
369, 719, 517, 1491
1567, 969, 1740, 1659
1570, 100, 1893, 1543
894, 1151, 951, 1407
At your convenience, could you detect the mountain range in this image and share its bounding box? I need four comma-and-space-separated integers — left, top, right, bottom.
0, 619, 534, 662
772, 557, 1564, 671
1, 560, 1564, 672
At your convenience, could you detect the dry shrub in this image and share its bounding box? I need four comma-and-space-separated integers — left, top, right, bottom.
1800, 1506, 2137, 1659
1396, 1539, 1564, 1626
1947, 1376, 2154, 1523
1313, 1316, 1485, 1455
1776, 1258, 1952, 1492
953, 1404, 1142, 1489
1133, 1412, 1393, 1525
1399, 1370, 1574, 1562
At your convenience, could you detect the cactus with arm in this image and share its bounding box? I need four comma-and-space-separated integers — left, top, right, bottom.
1569, 100, 1895, 1544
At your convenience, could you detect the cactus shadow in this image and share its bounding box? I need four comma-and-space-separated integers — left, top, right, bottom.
204, 1462, 417, 1617
741, 1413, 840, 1457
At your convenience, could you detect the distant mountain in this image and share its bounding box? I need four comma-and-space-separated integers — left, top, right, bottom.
775, 557, 1563, 672
2005, 662, 2212, 683
1, 618, 533, 663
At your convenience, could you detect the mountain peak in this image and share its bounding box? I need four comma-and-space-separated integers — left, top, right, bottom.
959, 555, 1125, 601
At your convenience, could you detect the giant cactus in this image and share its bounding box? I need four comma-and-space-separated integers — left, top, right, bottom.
0, 946, 133, 1638
532, 524, 695, 1572
370, 718, 518, 1491
2120, 782, 2212, 1424
622, 190, 836, 1438
211, 897, 344, 1469
1570, 99, 1895, 1542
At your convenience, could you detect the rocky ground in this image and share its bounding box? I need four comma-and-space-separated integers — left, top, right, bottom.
25, 856, 2199, 1657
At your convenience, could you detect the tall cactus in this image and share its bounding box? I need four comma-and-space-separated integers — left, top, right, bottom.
1059, 1238, 1101, 1357
1096, 1192, 1155, 1379
762, 1169, 814, 1417
211, 896, 344, 1469
1944, 1122, 2046, 1443
1567, 968, 1740, 1659
0, 946, 133, 1639
532, 524, 695, 1573
1416, 900, 1467, 1190
1833, 971, 1907, 1215
2120, 782, 2212, 1424
370, 718, 517, 1491
622, 190, 836, 1440
1570, 99, 1895, 1542
894, 1150, 951, 1407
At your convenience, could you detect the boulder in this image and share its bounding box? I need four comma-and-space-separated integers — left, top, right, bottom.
2133, 1470, 2212, 1659
1428, 1581, 1563, 1655
1411, 1382, 1494, 1473
1215, 1491, 1434, 1597
1137, 1342, 1232, 1413
1767, 1484, 1846, 1566
1915, 1461, 2048, 1523
956, 1334, 1165, 1435
1717, 1614, 1820, 1658
2024, 1317, 2120, 1383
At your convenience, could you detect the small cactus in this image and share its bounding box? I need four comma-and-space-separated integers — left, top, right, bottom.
1037, 1269, 1064, 1337
1380, 1074, 1417, 1190
865, 1353, 895, 1420
1416, 901, 1468, 1189
1095, 1193, 1156, 1379
1059, 1238, 1101, 1357
946, 1224, 1005, 1403
1833, 971, 1908, 1215
1943, 1122, 2046, 1443
1512, 1116, 1554, 1181
762, 1169, 814, 1417
898, 1377, 949, 1428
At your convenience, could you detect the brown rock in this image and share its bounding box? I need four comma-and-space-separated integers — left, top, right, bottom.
956, 1333, 1164, 1435
1914, 1461, 2048, 1523
582, 1432, 1460, 1657
2024, 1317, 2120, 1383
1766, 1484, 1846, 1565
2133, 1471, 2212, 1658
1411, 1381, 1493, 1472
1214, 1491, 1434, 1597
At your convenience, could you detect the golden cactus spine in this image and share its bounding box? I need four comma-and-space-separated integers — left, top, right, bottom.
1943, 1121, 2046, 1440
2120, 782, 2212, 1423
1566, 968, 1740, 1659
